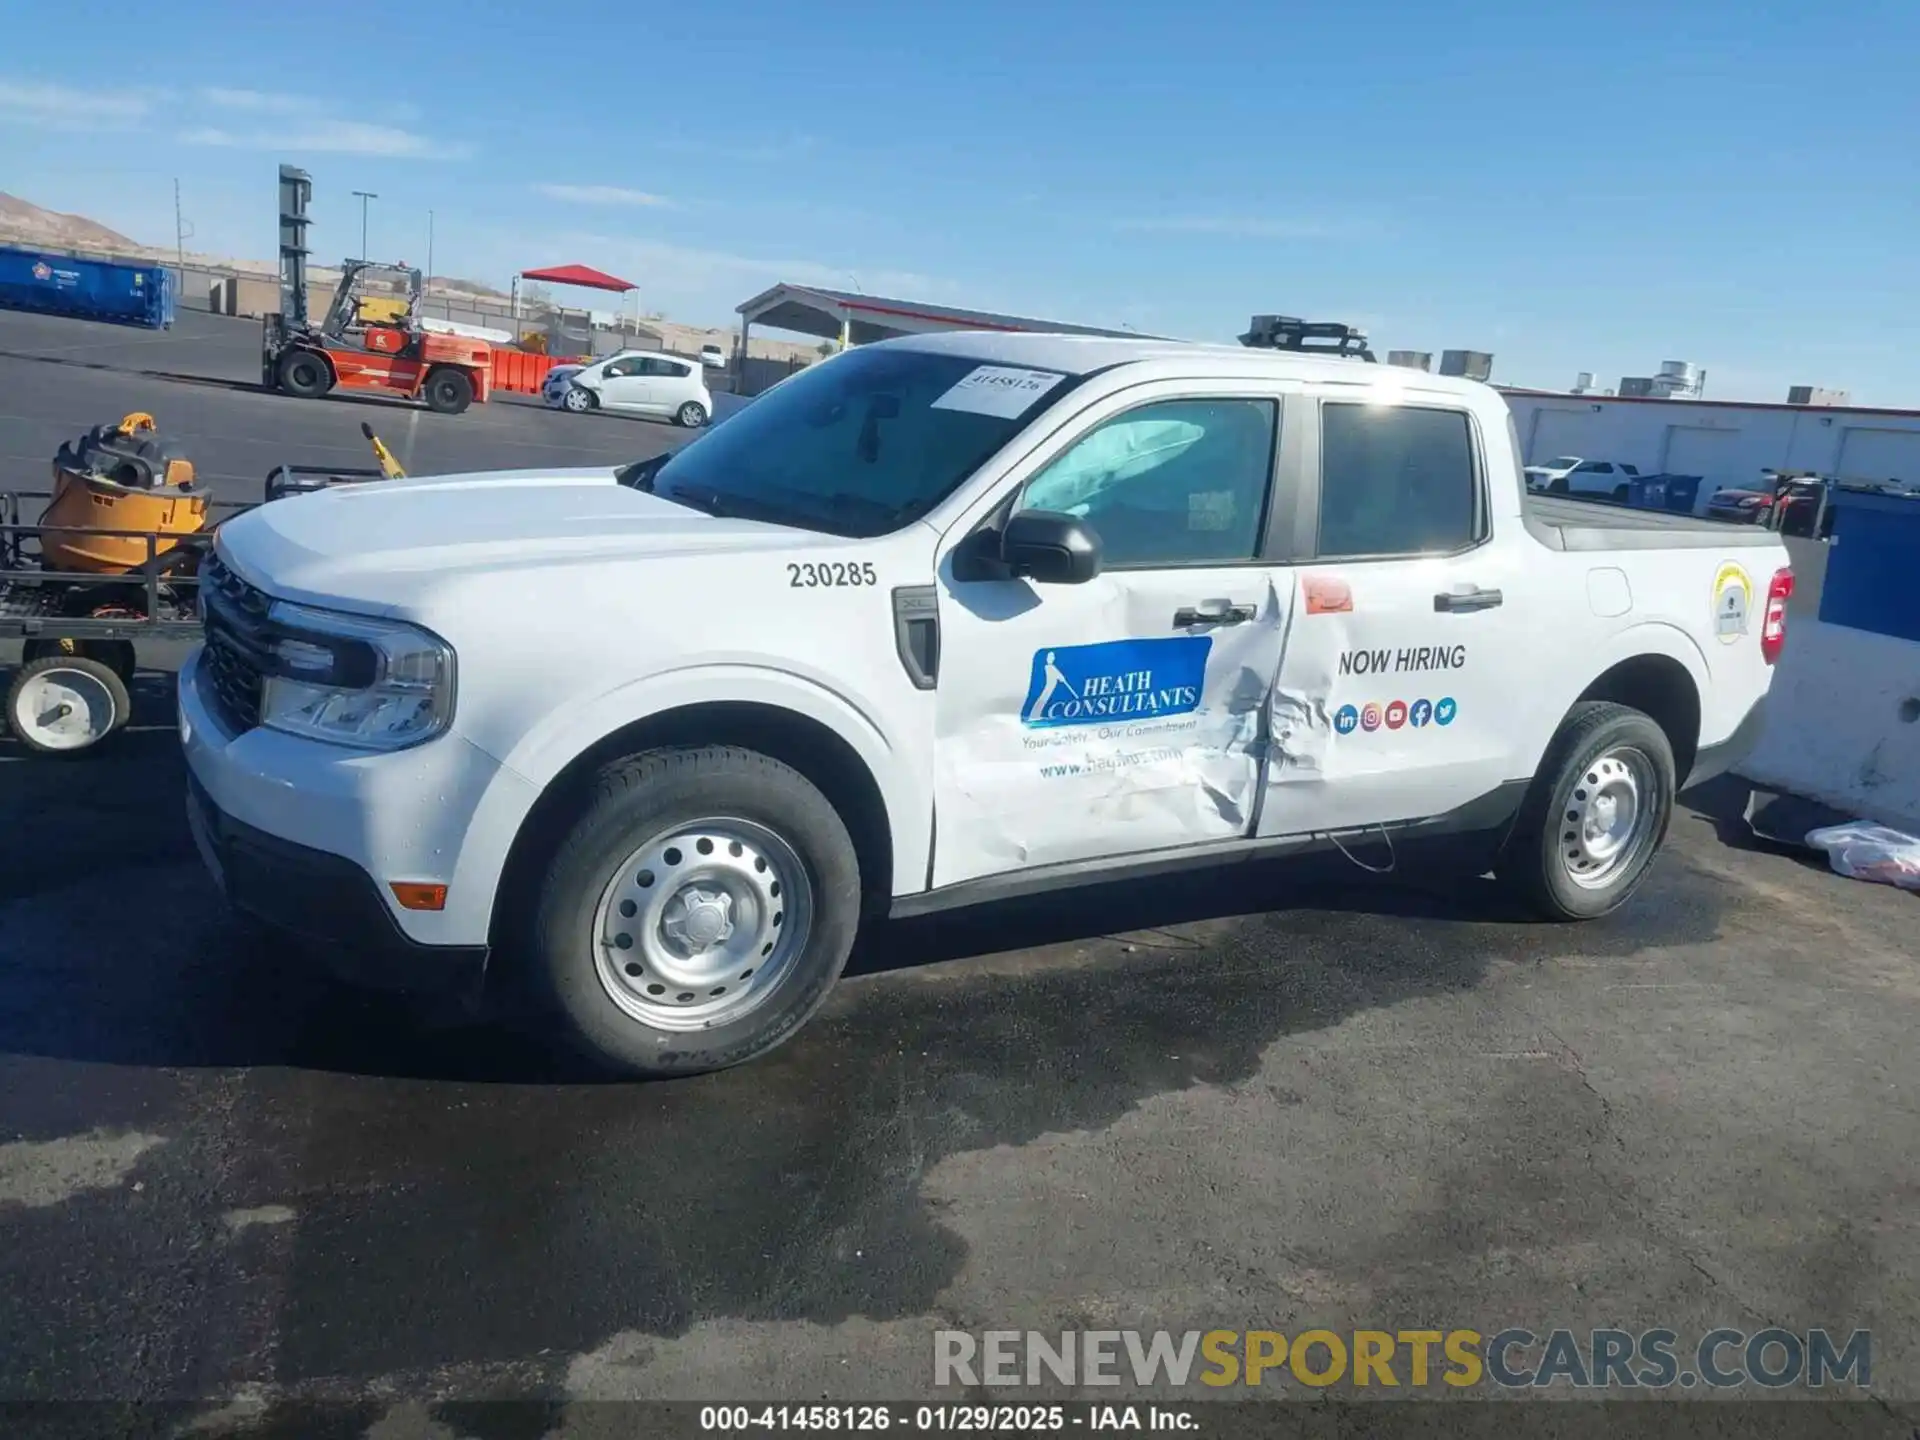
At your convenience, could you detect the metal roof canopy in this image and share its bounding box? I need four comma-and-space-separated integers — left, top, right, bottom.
519, 263, 637, 292
736, 283, 1155, 345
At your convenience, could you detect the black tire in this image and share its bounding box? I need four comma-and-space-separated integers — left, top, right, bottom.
562, 385, 596, 413
276, 349, 332, 399
529, 745, 862, 1078
1547, 476, 1569, 494
5, 655, 131, 756
675, 400, 709, 429
1497, 701, 1676, 921
1612, 483, 1631, 503
424, 367, 475, 415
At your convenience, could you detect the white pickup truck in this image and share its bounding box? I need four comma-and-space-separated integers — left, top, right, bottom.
179, 333, 1793, 1076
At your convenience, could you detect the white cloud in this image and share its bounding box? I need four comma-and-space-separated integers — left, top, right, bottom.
535, 184, 674, 208
181, 120, 470, 160
196, 86, 316, 115
0, 79, 149, 128
1115, 215, 1358, 240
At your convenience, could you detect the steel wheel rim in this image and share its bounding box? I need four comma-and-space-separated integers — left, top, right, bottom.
1561, 746, 1655, 889
13, 668, 116, 750
591, 816, 813, 1032
565, 389, 590, 411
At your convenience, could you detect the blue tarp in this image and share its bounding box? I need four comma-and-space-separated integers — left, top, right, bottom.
0, 246, 175, 329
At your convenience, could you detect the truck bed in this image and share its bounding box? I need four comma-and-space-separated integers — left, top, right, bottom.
1524, 494, 1782, 552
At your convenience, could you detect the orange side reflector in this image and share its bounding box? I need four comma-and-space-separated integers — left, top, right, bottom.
390, 882, 449, 912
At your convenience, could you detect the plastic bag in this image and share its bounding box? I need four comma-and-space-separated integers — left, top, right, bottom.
1805, 823, 1920, 891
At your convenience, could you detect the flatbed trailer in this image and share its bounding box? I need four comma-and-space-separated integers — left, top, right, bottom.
2, 461, 386, 753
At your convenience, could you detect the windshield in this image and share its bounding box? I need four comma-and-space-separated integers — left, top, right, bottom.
637, 345, 1084, 537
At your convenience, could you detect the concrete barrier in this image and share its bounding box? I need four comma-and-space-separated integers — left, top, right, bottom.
1737, 492, 1920, 830
1740, 617, 1920, 829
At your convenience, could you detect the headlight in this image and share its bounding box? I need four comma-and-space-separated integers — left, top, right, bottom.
258, 600, 455, 750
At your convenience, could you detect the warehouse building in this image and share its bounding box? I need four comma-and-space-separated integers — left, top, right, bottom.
1499, 388, 1920, 509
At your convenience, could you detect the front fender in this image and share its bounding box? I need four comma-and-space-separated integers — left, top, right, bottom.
449, 664, 928, 927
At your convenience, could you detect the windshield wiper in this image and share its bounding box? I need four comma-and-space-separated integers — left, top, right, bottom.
660, 484, 799, 526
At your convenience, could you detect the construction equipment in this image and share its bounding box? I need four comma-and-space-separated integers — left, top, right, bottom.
2, 415, 401, 755
263, 165, 491, 415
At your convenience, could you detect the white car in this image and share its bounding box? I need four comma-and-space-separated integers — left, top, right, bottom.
1523, 456, 1642, 500
699, 344, 727, 370
548, 351, 712, 427
180, 332, 1792, 1078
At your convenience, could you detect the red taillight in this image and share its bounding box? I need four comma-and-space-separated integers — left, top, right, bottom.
1761, 567, 1793, 664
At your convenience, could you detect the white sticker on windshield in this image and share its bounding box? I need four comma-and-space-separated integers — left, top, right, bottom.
930, 365, 1067, 418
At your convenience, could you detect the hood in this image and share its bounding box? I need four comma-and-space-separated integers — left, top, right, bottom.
216, 466, 804, 612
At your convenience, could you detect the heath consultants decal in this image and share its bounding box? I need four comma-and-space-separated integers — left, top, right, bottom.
1022, 637, 1211, 729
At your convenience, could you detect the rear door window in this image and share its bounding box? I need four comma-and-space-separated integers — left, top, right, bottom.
1317, 403, 1483, 558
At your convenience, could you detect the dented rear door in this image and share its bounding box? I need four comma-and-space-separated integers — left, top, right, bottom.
1259, 391, 1535, 837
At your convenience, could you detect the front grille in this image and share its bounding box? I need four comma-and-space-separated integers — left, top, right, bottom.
198, 550, 271, 733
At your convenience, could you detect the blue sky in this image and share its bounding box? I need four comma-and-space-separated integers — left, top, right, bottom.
3, 0, 1916, 402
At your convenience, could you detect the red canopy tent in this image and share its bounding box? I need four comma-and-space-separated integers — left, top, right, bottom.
517, 263, 637, 292
511, 264, 642, 349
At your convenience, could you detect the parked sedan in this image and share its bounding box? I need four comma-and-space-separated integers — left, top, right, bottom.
547, 352, 712, 427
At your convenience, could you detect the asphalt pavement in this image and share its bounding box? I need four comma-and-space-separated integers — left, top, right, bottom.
1, 307, 1917, 1438
0, 307, 692, 507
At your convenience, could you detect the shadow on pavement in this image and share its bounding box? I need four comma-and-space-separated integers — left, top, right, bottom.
0, 674, 1729, 1087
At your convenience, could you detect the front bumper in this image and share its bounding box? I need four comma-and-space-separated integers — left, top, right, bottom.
186, 771, 488, 994
177, 644, 536, 985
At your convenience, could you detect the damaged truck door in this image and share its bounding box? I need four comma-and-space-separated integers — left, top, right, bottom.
1263, 395, 1537, 836
931, 390, 1294, 887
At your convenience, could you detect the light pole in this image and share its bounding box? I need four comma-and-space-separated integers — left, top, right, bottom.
352, 190, 378, 261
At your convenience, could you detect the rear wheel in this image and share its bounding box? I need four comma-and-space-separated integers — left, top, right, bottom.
5, 656, 131, 756
276, 349, 332, 399
424, 367, 475, 415
675, 400, 709, 429
1497, 701, 1675, 920
529, 746, 862, 1078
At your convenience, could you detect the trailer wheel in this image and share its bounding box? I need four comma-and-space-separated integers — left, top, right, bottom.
24, 638, 136, 687
5, 656, 131, 756
528, 745, 862, 1078
277, 350, 332, 399
424, 368, 474, 415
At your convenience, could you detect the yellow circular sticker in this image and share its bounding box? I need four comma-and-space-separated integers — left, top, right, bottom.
1712, 562, 1753, 645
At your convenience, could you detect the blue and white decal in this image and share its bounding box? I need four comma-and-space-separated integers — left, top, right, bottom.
1021, 637, 1212, 730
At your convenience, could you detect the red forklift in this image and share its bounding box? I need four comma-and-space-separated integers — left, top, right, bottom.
262, 165, 491, 415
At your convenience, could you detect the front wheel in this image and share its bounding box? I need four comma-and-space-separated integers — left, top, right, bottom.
276, 349, 332, 399
675, 400, 709, 428
424, 367, 475, 415
529, 746, 862, 1077
1497, 701, 1675, 920
562, 386, 595, 413
5, 656, 131, 756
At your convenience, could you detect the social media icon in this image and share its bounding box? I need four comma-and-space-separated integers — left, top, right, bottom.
1435, 696, 1457, 726
1360, 703, 1383, 732
1334, 704, 1359, 735
1409, 698, 1433, 728
1385, 700, 1408, 730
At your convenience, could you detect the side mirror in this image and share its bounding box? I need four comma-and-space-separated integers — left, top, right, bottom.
1001, 509, 1101, 585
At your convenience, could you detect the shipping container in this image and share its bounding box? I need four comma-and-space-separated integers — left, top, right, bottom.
0, 246, 176, 329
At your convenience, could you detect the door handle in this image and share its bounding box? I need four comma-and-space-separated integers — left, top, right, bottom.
1433, 588, 1504, 613
1174, 602, 1257, 628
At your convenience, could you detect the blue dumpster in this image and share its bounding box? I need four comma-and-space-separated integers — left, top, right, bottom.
1819, 489, 1920, 643
1628, 475, 1670, 510
0, 246, 176, 328
1661, 474, 1703, 513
